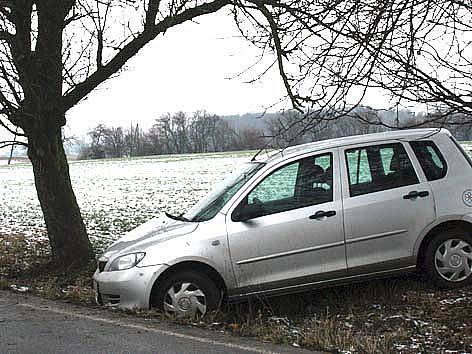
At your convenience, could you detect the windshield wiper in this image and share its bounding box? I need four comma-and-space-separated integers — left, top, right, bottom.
165, 212, 192, 222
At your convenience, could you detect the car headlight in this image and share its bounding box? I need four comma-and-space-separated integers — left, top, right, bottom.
108, 252, 146, 271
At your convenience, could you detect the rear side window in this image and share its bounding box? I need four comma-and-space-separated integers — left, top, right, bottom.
346, 143, 419, 197
410, 141, 447, 181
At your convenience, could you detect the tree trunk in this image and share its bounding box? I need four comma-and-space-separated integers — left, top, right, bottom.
27, 125, 93, 268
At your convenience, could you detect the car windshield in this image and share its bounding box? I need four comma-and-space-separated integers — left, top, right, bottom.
184, 162, 265, 222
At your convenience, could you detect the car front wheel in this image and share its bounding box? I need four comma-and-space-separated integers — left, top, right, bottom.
155, 270, 220, 319
424, 228, 472, 288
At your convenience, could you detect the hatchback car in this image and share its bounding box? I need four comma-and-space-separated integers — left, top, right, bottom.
93, 128, 472, 317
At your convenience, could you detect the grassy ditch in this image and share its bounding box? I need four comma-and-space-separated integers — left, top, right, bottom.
1, 233, 471, 353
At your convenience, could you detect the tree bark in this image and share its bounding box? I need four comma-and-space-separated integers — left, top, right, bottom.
27, 123, 93, 268
4, 0, 231, 269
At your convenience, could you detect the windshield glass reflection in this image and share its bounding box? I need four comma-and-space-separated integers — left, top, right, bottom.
184, 162, 265, 222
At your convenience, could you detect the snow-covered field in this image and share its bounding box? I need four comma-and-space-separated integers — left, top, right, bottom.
0, 151, 251, 249
0, 158, 29, 166
1, 143, 471, 250
461, 141, 472, 154
1, 146, 472, 353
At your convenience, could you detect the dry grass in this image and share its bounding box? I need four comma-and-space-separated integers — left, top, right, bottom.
0, 233, 95, 304
1, 234, 471, 353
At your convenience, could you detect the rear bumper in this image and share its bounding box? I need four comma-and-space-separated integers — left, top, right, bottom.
93, 264, 168, 309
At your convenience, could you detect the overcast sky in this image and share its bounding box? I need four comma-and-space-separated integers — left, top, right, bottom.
1, 10, 397, 154
66, 11, 288, 137
64, 10, 400, 137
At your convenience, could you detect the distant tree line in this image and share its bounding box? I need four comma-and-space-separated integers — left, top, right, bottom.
79, 111, 263, 159
266, 108, 472, 148
400, 112, 472, 141
79, 109, 472, 160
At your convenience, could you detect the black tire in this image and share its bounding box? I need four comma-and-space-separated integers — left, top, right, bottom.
153, 270, 220, 318
423, 228, 472, 288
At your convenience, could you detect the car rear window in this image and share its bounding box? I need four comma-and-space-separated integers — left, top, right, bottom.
410, 141, 447, 181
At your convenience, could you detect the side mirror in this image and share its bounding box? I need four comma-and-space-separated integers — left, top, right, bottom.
233, 203, 264, 222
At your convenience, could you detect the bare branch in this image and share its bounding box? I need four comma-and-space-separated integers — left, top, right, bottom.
255, 3, 303, 112
145, 0, 161, 29
62, 0, 231, 111
0, 114, 26, 136
0, 140, 27, 149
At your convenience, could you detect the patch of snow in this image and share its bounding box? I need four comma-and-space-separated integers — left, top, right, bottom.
440, 297, 468, 305
10, 284, 29, 292
0, 152, 251, 250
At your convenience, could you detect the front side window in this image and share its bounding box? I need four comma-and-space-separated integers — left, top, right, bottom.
410, 141, 447, 181
346, 143, 419, 197
234, 153, 333, 219
249, 162, 299, 204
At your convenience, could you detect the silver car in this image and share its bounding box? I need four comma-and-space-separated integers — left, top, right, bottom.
93, 128, 472, 317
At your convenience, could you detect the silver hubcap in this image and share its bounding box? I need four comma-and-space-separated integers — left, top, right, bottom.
163, 282, 206, 318
435, 238, 472, 282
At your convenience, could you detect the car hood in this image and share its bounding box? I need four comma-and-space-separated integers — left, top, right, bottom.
100, 214, 198, 259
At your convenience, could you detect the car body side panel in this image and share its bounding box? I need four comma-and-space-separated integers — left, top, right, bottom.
137, 213, 238, 290
227, 257, 416, 300
426, 133, 472, 219
226, 200, 346, 289
225, 149, 347, 291
93, 264, 169, 308
412, 214, 471, 256
339, 140, 436, 270
410, 133, 472, 255
462, 213, 472, 224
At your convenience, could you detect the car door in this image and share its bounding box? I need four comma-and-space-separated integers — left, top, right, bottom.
226, 149, 347, 294
340, 141, 436, 273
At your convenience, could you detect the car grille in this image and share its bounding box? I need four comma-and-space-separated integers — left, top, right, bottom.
102, 294, 120, 306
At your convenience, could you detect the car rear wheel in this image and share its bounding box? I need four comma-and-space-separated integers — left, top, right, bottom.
155, 270, 220, 318
424, 228, 472, 288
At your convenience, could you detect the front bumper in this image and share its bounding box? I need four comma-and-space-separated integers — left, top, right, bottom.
93, 264, 168, 309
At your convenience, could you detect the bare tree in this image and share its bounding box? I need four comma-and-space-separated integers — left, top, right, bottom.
1, 0, 472, 268
0, 0, 232, 267
267, 110, 309, 147
126, 123, 145, 157
190, 111, 212, 153
87, 124, 107, 159
212, 118, 239, 151
104, 126, 126, 158
234, 0, 472, 130
145, 123, 164, 155
153, 115, 173, 154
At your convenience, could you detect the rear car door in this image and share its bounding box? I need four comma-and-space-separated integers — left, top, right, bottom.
226, 150, 347, 294
340, 141, 436, 273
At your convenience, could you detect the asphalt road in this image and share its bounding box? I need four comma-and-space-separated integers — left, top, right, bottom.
0, 291, 316, 354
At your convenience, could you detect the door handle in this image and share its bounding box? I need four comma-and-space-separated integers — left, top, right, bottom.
403, 190, 429, 199
309, 210, 336, 219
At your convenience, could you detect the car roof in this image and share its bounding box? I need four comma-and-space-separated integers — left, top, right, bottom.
259, 128, 449, 165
